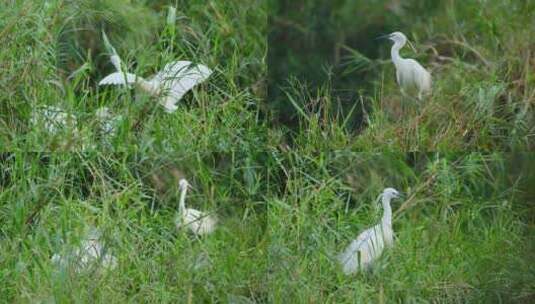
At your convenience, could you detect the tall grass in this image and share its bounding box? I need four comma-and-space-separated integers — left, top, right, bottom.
1, 0, 534, 303
268, 152, 534, 302
0, 0, 267, 302
269, 0, 535, 150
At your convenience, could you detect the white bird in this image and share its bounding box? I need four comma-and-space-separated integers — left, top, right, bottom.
337, 187, 402, 275
51, 227, 117, 272
98, 32, 213, 113
30, 105, 93, 150
31, 105, 78, 134
95, 106, 122, 138
175, 178, 217, 236
378, 31, 432, 100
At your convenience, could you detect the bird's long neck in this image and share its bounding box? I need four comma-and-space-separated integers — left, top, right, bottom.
381, 195, 392, 227
178, 186, 187, 215
391, 41, 405, 67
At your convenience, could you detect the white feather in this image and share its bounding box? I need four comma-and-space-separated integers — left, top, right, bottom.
152, 60, 212, 113
151, 61, 213, 113
176, 208, 218, 236
98, 72, 138, 86
95, 107, 122, 138
52, 227, 117, 272
175, 179, 217, 236
110, 55, 122, 72
338, 188, 399, 275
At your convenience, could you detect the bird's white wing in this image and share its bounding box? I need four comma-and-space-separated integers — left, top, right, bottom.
152, 60, 211, 83
179, 208, 217, 236
152, 61, 213, 113
102, 31, 123, 72
337, 228, 374, 274
31, 106, 77, 134
98, 72, 138, 86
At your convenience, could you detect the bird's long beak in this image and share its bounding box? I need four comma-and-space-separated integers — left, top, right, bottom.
375, 34, 391, 40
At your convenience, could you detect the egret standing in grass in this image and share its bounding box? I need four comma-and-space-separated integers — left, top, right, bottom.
377, 32, 431, 100
175, 179, 217, 236
98, 32, 213, 113
31, 105, 77, 134
337, 187, 402, 275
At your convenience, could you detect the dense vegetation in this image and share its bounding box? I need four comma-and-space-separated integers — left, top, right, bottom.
1, 0, 534, 303
268, 151, 534, 302
269, 0, 535, 150
1, 0, 267, 302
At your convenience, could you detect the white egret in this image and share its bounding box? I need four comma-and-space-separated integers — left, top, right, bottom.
30, 106, 93, 150
377, 32, 431, 100
95, 106, 122, 138
31, 105, 77, 134
337, 187, 402, 275
98, 32, 213, 113
51, 227, 117, 272
175, 179, 217, 236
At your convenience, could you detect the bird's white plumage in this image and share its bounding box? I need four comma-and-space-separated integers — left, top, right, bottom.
176, 207, 218, 236
95, 106, 122, 138
98, 32, 213, 113
98, 72, 138, 86
51, 227, 117, 272
175, 178, 217, 236
150, 61, 213, 113
338, 188, 400, 275
110, 54, 122, 72
31, 105, 77, 134
381, 31, 432, 100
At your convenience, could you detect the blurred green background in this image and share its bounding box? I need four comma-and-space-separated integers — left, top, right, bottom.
268, 0, 534, 140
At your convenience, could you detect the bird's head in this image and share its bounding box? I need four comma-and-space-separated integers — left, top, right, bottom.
382, 187, 402, 201
178, 179, 189, 190
387, 32, 407, 44
376, 31, 416, 52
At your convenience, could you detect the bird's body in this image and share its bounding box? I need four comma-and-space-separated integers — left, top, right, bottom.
98, 32, 212, 113
175, 179, 217, 236
337, 188, 400, 275
95, 106, 123, 138
31, 105, 77, 134
52, 227, 117, 272
381, 31, 431, 100
176, 207, 218, 236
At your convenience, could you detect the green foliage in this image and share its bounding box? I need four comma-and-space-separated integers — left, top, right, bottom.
268, 152, 535, 302
269, 0, 535, 149
0, 0, 267, 302
1, 0, 534, 302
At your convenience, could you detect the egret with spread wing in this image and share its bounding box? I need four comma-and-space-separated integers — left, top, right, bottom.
98, 32, 213, 113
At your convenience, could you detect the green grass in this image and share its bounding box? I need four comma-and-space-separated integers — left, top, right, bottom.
268, 152, 534, 302
1, 0, 534, 303
1, 0, 267, 302
269, 0, 535, 150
